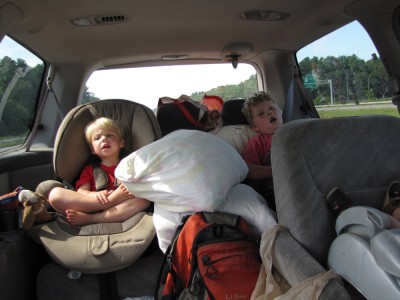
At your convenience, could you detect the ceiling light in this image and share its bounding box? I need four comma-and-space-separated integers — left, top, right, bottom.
162, 55, 188, 61
237, 10, 291, 21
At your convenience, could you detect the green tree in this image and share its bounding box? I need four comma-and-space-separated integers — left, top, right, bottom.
190, 74, 258, 101
299, 54, 389, 104
81, 86, 100, 104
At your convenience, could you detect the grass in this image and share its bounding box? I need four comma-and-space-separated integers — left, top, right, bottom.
317, 106, 399, 118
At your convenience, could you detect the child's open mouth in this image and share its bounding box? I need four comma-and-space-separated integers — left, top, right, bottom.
270, 116, 277, 123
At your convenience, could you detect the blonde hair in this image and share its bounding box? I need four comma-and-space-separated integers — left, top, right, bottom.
242, 91, 276, 127
84, 117, 124, 146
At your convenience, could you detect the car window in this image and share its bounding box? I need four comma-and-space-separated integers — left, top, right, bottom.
84, 63, 258, 110
0, 36, 45, 152
297, 21, 394, 118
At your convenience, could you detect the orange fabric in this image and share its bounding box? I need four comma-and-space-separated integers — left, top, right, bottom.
0, 187, 22, 209
201, 94, 224, 112
197, 240, 261, 299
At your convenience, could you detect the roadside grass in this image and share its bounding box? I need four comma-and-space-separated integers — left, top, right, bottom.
317, 107, 399, 118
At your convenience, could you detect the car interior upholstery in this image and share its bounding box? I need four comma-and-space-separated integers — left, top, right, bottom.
271, 115, 400, 298
2, 1, 400, 299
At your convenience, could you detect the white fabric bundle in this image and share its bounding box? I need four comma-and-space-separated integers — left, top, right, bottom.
115, 130, 248, 212
153, 183, 277, 252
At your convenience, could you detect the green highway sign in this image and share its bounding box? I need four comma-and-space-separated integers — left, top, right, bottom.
304, 73, 317, 88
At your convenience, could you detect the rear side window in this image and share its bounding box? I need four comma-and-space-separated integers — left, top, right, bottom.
297, 21, 393, 118
0, 36, 45, 151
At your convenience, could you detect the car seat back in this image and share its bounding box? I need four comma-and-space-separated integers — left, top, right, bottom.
221, 98, 248, 126
271, 115, 400, 265
54, 99, 161, 184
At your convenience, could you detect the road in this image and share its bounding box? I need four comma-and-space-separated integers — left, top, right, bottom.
316, 101, 396, 110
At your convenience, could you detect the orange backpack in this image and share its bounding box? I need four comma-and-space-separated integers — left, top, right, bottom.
156, 212, 261, 300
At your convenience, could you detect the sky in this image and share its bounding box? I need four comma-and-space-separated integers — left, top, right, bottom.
1, 21, 378, 109
86, 64, 256, 108
297, 21, 378, 62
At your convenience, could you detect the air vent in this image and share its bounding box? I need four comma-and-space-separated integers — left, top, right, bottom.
237, 10, 290, 21
71, 13, 131, 26
94, 14, 130, 25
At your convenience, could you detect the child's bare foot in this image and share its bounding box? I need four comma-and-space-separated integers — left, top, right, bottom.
66, 209, 95, 226
108, 184, 133, 202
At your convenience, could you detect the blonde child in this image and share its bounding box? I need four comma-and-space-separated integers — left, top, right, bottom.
48, 117, 150, 226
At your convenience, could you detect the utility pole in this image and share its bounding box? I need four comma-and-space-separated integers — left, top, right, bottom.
317, 79, 334, 105
328, 79, 333, 105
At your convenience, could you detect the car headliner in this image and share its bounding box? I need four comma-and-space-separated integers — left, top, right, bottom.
2, 0, 379, 68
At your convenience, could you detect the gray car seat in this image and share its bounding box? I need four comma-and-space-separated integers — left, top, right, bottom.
29, 99, 162, 273
270, 115, 400, 299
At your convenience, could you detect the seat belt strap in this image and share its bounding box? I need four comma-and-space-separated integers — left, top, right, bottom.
282, 72, 295, 123
390, 77, 400, 114
393, 95, 400, 114
293, 67, 319, 118
92, 161, 109, 191
26, 65, 65, 151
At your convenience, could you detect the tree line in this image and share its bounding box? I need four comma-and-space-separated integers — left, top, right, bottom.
188, 55, 389, 106
189, 74, 258, 102
299, 55, 389, 105
0, 54, 389, 140
0, 56, 43, 137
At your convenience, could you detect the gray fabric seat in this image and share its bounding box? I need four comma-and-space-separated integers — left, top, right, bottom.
30, 99, 162, 273
270, 115, 400, 299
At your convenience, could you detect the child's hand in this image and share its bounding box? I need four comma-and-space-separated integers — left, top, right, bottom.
94, 190, 111, 204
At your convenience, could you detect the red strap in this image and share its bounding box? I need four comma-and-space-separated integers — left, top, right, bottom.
175, 100, 207, 128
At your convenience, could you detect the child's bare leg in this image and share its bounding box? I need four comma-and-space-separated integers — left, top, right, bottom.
66, 197, 150, 226
49, 186, 130, 214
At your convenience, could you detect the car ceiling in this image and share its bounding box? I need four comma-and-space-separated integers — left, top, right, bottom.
1, 0, 399, 68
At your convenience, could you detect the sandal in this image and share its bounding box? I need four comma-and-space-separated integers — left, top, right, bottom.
382, 181, 400, 215
326, 187, 354, 219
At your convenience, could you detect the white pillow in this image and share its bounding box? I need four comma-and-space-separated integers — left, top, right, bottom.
115, 130, 248, 212
218, 183, 277, 235
212, 125, 257, 153
153, 183, 277, 253
152, 204, 194, 253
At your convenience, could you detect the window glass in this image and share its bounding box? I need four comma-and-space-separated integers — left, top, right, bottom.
0, 36, 45, 151
84, 63, 258, 110
297, 21, 393, 118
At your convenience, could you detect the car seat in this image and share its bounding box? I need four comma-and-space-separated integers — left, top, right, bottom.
210, 98, 256, 154
328, 206, 400, 299
270, 115, 400, 298
29, 99, 162, 274
220, 98, 248, 126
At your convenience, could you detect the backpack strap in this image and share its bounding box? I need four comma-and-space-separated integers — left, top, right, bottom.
202, 211, 239, 227
175, 100, 207, 128
156, 215, 191, 300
